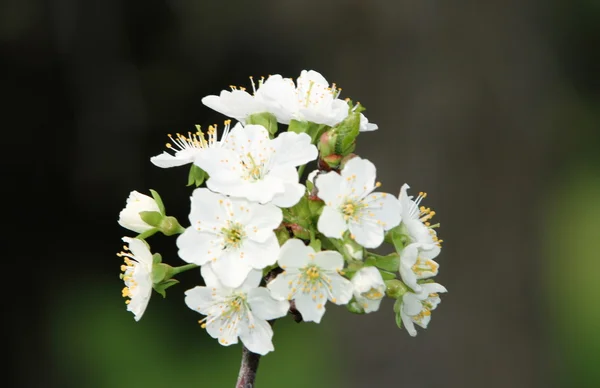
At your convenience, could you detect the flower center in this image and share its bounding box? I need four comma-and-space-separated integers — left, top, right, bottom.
240, 152, 269, 182
117, 248, 137, 306
221, 222, 246, 249
341, 200, 365, 221
363, 287, 384, 300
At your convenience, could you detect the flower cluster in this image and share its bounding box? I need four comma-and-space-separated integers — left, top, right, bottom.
116, 69, 447, 356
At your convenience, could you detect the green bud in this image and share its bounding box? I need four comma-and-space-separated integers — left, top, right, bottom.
317, 130, 337, 158
321, 154, 342, 169
187, 164, 207, 187
159, 216, 185, 236
139, 211, 163, 227
385, 279, 409, 298
246, 112, 278, 136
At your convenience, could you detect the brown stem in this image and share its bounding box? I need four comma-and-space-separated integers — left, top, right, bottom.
235, 346, 261, 388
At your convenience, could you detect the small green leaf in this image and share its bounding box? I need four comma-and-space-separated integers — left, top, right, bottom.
153, 279, 179, 298
139, 211, 163, 227
378, 269, 397, 281
151, 263, 170, 284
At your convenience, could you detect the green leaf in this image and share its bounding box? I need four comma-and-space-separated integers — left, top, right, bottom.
334, 111, 360, 156
366, 253, 400, 272
247, 112, 278, 136
187, 164, 206, 187
288, 119, 310, 134
378, 269, 397, 281
149, 189, 166, 215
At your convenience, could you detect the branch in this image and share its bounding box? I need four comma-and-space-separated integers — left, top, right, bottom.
236, 346, 261, 388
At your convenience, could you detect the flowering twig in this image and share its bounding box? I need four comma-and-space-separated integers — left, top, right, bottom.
235, 345, 262, 388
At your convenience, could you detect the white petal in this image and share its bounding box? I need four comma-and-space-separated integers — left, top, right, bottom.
317, 206, 347, 239
255, 75, 297, 124
247, 288, 290, 320
200, 265, 223, 289
314, 171, 343, 204
314, 251, 344, 271
241, 236, 280, 270
359, 113, 378, 132
184, 286, 215, 314
327, 274, 353, 304
239, 318, 274, 356
123, 237, 153, 267
211, 250, 254, 288
176, 228, 216, 266
341, 157, 377, 197
402, 293, 424, 316
278, 239, 312, 269
150, 150, 194, 168
266, 273, 295, 301
348, 221, 384, 249
294, 292, 326, 323
239, 269, 263, 291
401, 310, 418, 337
206, 317, 240, 347
420, 282, 448, 295
364, 193, 402, 231
202, 89, 262, 122
188, 188, 230, 230
356, 296, 383, 313
244, 203, 283, 242
270, 180, 306, 208
271, 132, 318, 168
399, 260, 421, 293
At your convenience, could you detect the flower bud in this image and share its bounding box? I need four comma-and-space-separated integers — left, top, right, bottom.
118, 191, 162, 233
317, 130, 338, 158
351, 267, 386, 313
320, 154, 342, 170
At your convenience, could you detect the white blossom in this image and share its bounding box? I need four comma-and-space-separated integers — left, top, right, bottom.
316, 157, 402, 248
267, 239, 353, 323
185, 266, 289, 355
177, 188, 282, 288
202, 88, 268, 124
397, 184, 442, 247
401, 282, 447, 337
118, 237, 154, 321
399, 242, 440, 293
194, 123, 317, 207
351, 267, 386, 313
117, 191, 161, 234
150, 121, 234, 168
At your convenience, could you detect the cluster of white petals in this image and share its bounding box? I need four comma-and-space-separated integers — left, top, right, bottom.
118, 191, 160, 233
185, 266, 289, 355
202, 70, 377, 131
315, 157, 402, 248
118, 237, 154, 321
400, 283, 447, 337
177, 188, 282, 288
194, 123, 317, 207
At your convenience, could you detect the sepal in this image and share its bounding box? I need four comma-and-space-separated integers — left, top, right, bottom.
247, 112, 278, 136
187, 164, 207, 187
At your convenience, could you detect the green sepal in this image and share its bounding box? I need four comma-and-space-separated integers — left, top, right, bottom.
309, 238, 321, 252
393, 298, 403, 329
307, 197, 324, 221
247, 112, 278, 136
153, 279, 179, 298
378, 269, 397, 281
288, 120, 330, 144
151, 262, 171, 284
288, 119, 310, 135
274, 225, 291, 246
334, 111, 360, 156
139, 211, 163, 227
385, 279, 409, 298
321, 154, 342, 169
289, 224, 311, 240
282, 195, 313, 229
152, 253, 162, 264
187, 164, 206, 187
159, 216, 186, 236
346, 299, 366, 314
149, 189, 166, 215
389, 224, 411, 254
365, 252, 400, 272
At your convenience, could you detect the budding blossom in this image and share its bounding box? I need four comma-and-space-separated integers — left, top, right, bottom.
150, 121, 234, 168
195, 124, 317, 208
177, 188, 282, 288
400, 282, 447, 337
316, 157, 402, 248
351, 267, 386, 313
118, 190, 161, 234
267, 239, 353, 323
118, 237, 154, 321
185, 266, 289, 355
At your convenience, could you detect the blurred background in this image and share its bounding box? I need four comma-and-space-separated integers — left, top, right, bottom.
4, 0, 600, 387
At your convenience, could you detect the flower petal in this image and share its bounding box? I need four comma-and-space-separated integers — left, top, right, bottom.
294, 292, 326, 323
239, 318, 274, 355
317, 206, 347, 239
314, 251, 344, 271
277, 239, 312, 269
184, 286, 215, 314
314, 171, 343, 204
247, 288, 290, 320
176, 228, 216, 266
210, 250, 254, 288
271, 132, 318, 168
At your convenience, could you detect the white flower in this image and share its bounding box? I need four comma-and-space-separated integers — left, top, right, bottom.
118, 237, 154, 321
202, 86, 268, 124
150, 121, 234, 168
118, 191, 161, 234
194, 124, 317, 207
351, 267, 386, 313
359, 113, 378, 132
176, 188, 282, 288
400, 282, 447, 337
397, 184, 442, 247
399, 242, 440, 293
185, 266, 289, 355
315, 157, 402, 248
267, 239, 353, 323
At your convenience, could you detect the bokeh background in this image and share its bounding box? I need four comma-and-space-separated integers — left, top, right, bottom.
5, 0, 600, 387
